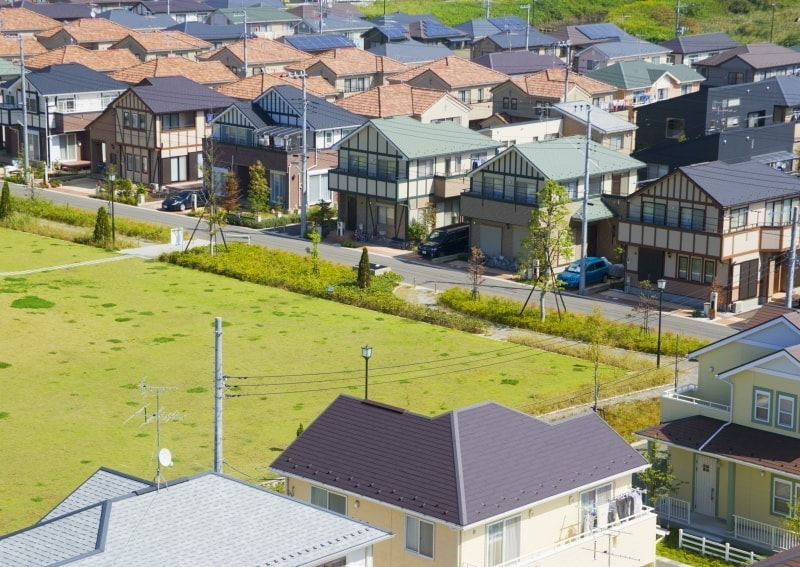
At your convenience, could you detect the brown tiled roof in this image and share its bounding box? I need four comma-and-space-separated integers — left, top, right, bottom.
733, 305, 798, 331
117, 30, 211, 52
289, 47, 408, 76
0, 7, 60, 33
638, 415, 800, 476
386, 56, 509, 88
0, 35, 47, 59
109, 57, 238, 85
334, 84, 456, 118
199, 38, 311, 66
214, 71, 335, 100
509, 69, 616, 98
36, 18, 132, 43
26, 46, 140, 72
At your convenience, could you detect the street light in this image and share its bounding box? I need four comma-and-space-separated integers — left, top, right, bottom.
361, 345, 372, 399
107, 172, 116, 245
656, 278, 666, 368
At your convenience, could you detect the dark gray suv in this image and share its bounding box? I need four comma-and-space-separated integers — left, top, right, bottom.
418, 224, 470, 258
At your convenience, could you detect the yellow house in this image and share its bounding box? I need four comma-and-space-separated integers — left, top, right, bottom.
638, 311, 800, 552
271, 395, 659, 567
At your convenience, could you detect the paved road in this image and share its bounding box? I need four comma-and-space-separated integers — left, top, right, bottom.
13, 181, 736, 343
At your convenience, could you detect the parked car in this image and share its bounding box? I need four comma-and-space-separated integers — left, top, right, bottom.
557, 257, 611, 288
418, 223, 470, 258
162, 190, 207, 211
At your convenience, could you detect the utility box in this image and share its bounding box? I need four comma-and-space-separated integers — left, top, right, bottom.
170, 228, 184, 247
336, 221, 345, 236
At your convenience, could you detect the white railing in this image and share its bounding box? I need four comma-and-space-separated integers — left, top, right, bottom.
678, 529, 763, 564
656, 496, 691, 524
663, 389, 731, 412
734, 515, 800, 551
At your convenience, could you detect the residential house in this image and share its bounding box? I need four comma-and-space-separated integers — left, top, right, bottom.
86, 76, 234, 187
405, 19, 469, 49
334, 83, 471, 125
366, 40, 453, 67
279, 34, 357, 54
288, 3, 371, 49
637, 312, 800, 552
109, 57, 239, 87
131, 0, 212, 23
552, 102, 638, 154
19, 2, 94, 23
209, 84, 364, 211
470, 28, 558, 58
271, 395, 657, 567
585, 60, 705, 118
370, 12, 439, 27
0, 467, 391, 564
659, 32, 741, 66
573, 38, 672, 74
329, 116, 502, 237
208, 6, 301, 40
489, 69, 615, 122
198, 37, 312, 77
477, 120, 563, 147
549, 23, 631, 52
386, 56, 510, 125
166, 22, 245, 48
0, 7, 60, 36
617, 160, 800, 310
0, 63, 126, 168
111, 30, 212, 62
35, 19, 133, 51
360, 23, 411, 50
24, 45, 141, 73
455, 16, 530, 43
97, 10, 178, 31
473, 51, 566, 77
205, 0, 284, 9
694, 43, 800, 88
285, 47, 409, 98
0, 36, 47, 62
215, 71, 339, 101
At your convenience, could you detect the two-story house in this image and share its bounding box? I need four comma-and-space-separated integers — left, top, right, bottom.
207, 6, 300, 40
87, 76, 234, 188
659, 32, 741, 66
25, 45, 141, 73
552, 102, 638, 154
0, 63, 126, 168
35, 18, 133, 51
693, 43, 800, 88
463, 136, 642, 261
617, 160, 800, 311
131, 0, 211, 24
334, 83, 471, 125
470, 28, 558, 58
288, 3, 371, 49
328, 115, 503, 238
271, 395, 657, 567
198, 37, 312, 77
573, 38, 672, 74
209, 84, 364, 211
0, 7, 60, 36
215, 71, 339, 102
111, 30, 212, 62
638, 312, 800, 552
109, 57, 239, 87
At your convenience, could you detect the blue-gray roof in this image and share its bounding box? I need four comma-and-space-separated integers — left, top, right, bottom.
366, 40, 453, 65
272, 395, 648, 526
473, 51, 565, 75
371, 12, 439, 26
98, 10, 178, 30
134, 0, 213, 14
370, 23, 409, 40
282, 34, 357, 52
482, 27, 557, 49
580, 37, 670, 59
575, 23, 628, 40
659, 32, 741, 55
753, 75, 800, 107
23, 63, 126, 96
167, 21, 244, 41
256, 84, 364, 131
130, 76, 234, 113
487, 16, 527, 32
205, 0, 281, 8
454, 18, 502, 40
300, 12, 371, 34
14, 2, 93, 21
552, 102, 637, 134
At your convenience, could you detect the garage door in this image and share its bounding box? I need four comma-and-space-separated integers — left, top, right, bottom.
480, 225, 502, 257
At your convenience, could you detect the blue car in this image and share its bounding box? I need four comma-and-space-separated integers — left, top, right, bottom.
557, 257, 611, 288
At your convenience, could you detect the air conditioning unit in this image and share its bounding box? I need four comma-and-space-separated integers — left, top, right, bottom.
149, 183, 159, 193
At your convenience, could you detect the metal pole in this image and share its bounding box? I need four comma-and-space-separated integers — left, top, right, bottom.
108, 173, 116, 245
786, 206, 798, 308
243, 12, 248, 77
19, 36, 29, 189
214, 317, 223, 473
521, 4, 530, 51
364, 355, 369, 399
578, 105, 591, 295
300, 72, 308, 239
770, 3, 776, 43
562, 42, 571, 103
657, 289, 664, 368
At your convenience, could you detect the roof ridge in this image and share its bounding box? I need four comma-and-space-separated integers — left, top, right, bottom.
450, 410, 467, 525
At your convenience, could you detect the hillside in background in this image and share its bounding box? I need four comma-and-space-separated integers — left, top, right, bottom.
361, 0, 800, 46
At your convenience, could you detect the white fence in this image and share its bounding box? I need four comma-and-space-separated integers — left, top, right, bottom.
655, 496, 691, 524
678, 529, 763, 564
734, 515, 800, 551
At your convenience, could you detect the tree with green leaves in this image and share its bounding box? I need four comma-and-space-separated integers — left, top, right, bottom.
636, 442, 682, 506
248, 160, 269, 219
467, 246, 486, 300
357, 247, 371, 289
309, 200, 335, 237
420, 203, 437, 233
306, 228, 321, 275
631, 280, 657, 335
92, 206, 112, 248
0, 180, 10, 219
519, 179, 573, 321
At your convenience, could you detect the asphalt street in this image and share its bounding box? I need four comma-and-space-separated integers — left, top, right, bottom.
14, 181, 736, 343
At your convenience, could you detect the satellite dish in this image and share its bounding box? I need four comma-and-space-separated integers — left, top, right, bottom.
158, 447, 173, 467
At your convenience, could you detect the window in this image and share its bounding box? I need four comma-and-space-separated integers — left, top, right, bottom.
778, 394, 796, 430
126, 153, 134, 171
678, 256, 689, 279
377, 157, 397, 180
727, 72, 745, 84
25, 91, 38, 113
419, 159, 433, 176
324, 131, 333, 146
310, 486, 346, 514
458, 90, 470, 103
680, 207, 705, 230
730, 207, 748, 230
586, 59, 599, 70
141, 156, 148, 173
162, 112, 182, 130
725, 116, 739, 129
703, 260, 715, 284
565, 180, 577, 200
665, 118, 685, 139
739, 258, 759, 300
169, 155, 187, 182
747, 110, 766, 128
57, 96, 76, 113
609, 134, 623, 150
754, 388, 771, 424
487, 516, 520, 566
510, 98, 517, 110
690, 257, 702, 282
580, 484, 612, 533
657, 88, 668, 100
773, 478, 792, 516
123, 110, 131, 128
377, 205, 394, 225
405, 516, 434, 559
642, 202, 666, 225
681, 85, 692, 95
348, 153, 367, 175
502, 97, 509, 109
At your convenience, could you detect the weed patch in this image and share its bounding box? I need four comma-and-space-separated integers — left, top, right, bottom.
10, 296, 54, 309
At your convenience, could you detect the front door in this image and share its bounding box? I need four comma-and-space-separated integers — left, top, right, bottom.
346, 197, 357, 231
694, 454, 717, 516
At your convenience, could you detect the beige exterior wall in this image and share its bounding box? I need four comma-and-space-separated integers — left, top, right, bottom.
418, 96, 470, 126
479, 119, 562, 146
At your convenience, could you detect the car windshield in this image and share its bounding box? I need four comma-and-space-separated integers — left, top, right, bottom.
175, 191, 194, 198
565, 263, 581, 273
426, 231, 445, 242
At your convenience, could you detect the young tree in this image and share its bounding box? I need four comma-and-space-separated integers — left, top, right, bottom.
420, 203, 437, 233
467, 246, 486, 300
92, 206, 112, 248
357, 247, 371, 289
0, 180, 10, 219
519, 179, 573, 321
221, 171, 241, 214
308, 200, 335, 237
636, 442, 682, 506
248, 160, 269, 219
306, 228, 321, 275
631, 280, 657, 335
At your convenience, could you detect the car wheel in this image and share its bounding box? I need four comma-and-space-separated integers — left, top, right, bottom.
602, 275, 609, 283
179, 203, 186, 211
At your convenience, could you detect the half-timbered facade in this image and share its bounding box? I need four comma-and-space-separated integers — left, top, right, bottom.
209, 84, 363, 211
463, 137, 642, 262
618, 160, 800, 311
87, 76, 233, 188
329, 116, 503, 239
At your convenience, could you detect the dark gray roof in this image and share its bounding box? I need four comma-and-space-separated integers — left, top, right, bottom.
257, 84, 364, 131
659, 32, 741, 54
98, 10, 178, 29
24, 63, 126, 96
455, 18, 503, 40
769, 75, 800, 107
205, 0, 280, 8
134, 0, 212, 14
271, 395, 648, 526
130, 76, 234, 113
482, 28, 558, 49
281, 34, 357, 52
366, 40, 453, 65
371, 12, 439, 26
298, 11, 371, 34
580, 37, 670, 59
473, 51, 565, 75
677, 160, 800, 208
166, 21, 243, 41
13, 2, 93, 21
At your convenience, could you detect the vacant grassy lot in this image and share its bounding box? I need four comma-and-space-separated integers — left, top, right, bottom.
0, 230, 116, 272
0, 229, 637, 533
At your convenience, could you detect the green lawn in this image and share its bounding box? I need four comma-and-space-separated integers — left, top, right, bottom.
0, 229, 631, 533
0, 230, 116, 272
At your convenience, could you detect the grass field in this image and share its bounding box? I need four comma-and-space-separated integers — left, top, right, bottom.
0, 229, 637, 533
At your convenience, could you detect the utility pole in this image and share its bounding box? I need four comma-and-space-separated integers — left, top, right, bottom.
770, 3, 776, 43
234, 11, 248, 78
214, 317, 224, 473
521, 4, 530, 51
18, 35, 29, 190
299, 72, 308, 239
674, 0, 688, 38
786, 207, 798, 308
559, 41, 572, 102
578, 105, 591, 295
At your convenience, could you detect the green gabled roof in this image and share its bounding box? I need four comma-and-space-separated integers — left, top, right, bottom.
513, 136, 644, 180
367, 116, 502, 160
571, 197, 615, 221
585, 60, 704, 89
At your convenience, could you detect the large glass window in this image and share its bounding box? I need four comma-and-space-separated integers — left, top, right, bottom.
310, 486, 346, 514
642, 202, 667, 225
754, 388, 772, 424
730, 207, 748, 230
581, 483, 612, 533
169, 155, 187, 182
778, 393, 795, 430
487, 516, 520, 566
680, 207, 705, 230
347, 154, 367, 175
405, 516, 434, 558
773, 478, 792, 516
376, 157, 397, 180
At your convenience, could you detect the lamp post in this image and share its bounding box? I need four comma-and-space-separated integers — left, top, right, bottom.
288, 71, 308, 239
108, 173, 116, 245
361, 345, 372, 399
656, 278, 666, 368
521, 4, 530, 51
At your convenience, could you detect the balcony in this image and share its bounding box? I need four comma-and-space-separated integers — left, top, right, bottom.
661, 385, 731, 422
432, 175, 469, 200
461, 187, 537, 226
328, 167, 406, 200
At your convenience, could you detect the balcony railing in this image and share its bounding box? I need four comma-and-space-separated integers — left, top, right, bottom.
655, 496, 691, 524
330, 167, 406, 183
734, 515, 800, 551
663, 386, 731, 413
466, 185, 537, 207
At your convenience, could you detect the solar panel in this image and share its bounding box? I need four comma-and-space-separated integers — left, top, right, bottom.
576, 23, 624, 40
376, 23, 408, 40
288, 34, 356, 51
488, 16, 526, 31
421, 19, 461, 38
